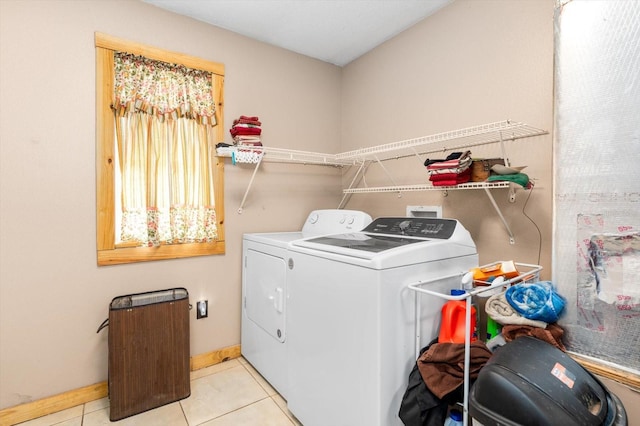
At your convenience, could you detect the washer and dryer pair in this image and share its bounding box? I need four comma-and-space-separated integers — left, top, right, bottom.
241, 211, 479, 426
241, 209, 373, 397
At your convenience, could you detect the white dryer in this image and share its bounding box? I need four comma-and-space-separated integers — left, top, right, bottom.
286, 217, 478, 426
241, 209, 372, 398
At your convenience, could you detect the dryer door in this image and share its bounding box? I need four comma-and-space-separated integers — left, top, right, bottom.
245, 249, 286, 342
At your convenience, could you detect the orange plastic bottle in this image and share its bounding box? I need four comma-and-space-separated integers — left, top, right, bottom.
438, 289, 477, 343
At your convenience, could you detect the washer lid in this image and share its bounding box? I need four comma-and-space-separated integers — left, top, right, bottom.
300, 233, 425, 254
297, 217, 460, 253
291, 217, 476, 264
243, 231, 304, 248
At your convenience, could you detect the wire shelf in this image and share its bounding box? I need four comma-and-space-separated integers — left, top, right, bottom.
342, 181, 512, 194
217, 145, 358, 166
219, 119, 548, 217
336, 120, 548, 162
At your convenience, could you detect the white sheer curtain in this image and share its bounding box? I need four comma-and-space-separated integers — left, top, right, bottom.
113, 52, 217, 246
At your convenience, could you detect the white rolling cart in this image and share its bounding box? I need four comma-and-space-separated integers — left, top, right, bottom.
407, 262, 543, 426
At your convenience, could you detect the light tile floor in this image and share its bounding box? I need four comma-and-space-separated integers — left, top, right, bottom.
17, 358, 301, 426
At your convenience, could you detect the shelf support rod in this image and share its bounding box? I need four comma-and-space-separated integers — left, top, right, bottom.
338, 161, 368, 209
483, 186, 516, 244
411, 147, 423, 164
498, 131, 517, 204
374, 155, 402, 197
498, 130, 511, 167
237, 154, 264, 214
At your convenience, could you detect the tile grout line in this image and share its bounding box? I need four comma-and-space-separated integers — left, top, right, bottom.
69, 359, 273, 426
189, 396, 273, 426
238, 361, 297, 424
271, 397, 296, 426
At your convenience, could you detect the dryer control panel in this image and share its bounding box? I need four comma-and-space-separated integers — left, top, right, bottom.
362, 217, 458, 239
301, 209, 372, 237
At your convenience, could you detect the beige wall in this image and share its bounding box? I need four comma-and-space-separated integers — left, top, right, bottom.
0, 0, 343, 409
341, 0, 555, 276
2, 0, 638, 418
339, 0, 640, 418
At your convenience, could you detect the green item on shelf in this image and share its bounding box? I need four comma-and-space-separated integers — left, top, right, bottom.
487, 172, 529, 187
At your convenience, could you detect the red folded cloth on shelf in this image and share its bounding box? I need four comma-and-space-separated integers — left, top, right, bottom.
238, 115, 259, 122
233, 115, 261, 125
233, 118, 262, 126
431, 180, 467, 187
429, 172, 460, 181
230, 126, 262, 137
429, 169, 471, 186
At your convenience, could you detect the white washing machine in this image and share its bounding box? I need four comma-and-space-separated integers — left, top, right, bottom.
286, 217, 478, 426
241, 209, 372, 398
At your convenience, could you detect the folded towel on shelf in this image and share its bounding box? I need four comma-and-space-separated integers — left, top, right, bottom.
427, 159, 472, 172
426, 151, 472, 170
428, 165, 472, 175
230, 126, 262, 137
430, 169, 471, 180
429, 169, 471, 186
505, 281, 566, 323
426, 151, 472, 185
424, 151, 466, 167
428, 172, 460, 181
485, 291, 548, 328
230, 115, 263, 145
430, 178, 472, 186
427, 158, 472, 173
233, 115, 261, 126
232, 123, 261, 128
237, 141, 263, 148
233, 135, 261, 145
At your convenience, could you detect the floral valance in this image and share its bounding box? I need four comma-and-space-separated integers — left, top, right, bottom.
113, 52, 217, 126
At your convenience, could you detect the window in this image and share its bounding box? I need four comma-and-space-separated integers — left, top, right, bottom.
96, 33, 225, 265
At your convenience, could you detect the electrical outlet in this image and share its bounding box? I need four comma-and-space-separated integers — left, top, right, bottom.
197, 300, 208, 319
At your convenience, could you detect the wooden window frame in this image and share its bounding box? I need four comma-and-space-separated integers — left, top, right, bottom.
95, 32, 225, 265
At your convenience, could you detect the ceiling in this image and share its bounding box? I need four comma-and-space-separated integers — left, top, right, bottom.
142, 0, 452, 66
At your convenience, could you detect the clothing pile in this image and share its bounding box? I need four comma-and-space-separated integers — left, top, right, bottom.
485, 281, 567, 351
230, 115, 262, 146
228, 115, 263, 163
424, 151, 472, 186
399, 280, 569, 425
399, 339, 492, 426
399, 281, 568, 425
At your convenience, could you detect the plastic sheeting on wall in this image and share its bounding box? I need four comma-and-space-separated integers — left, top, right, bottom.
554, 0, 640, 373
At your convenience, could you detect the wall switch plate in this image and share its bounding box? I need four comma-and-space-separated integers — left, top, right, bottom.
197, 300, 208, 319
